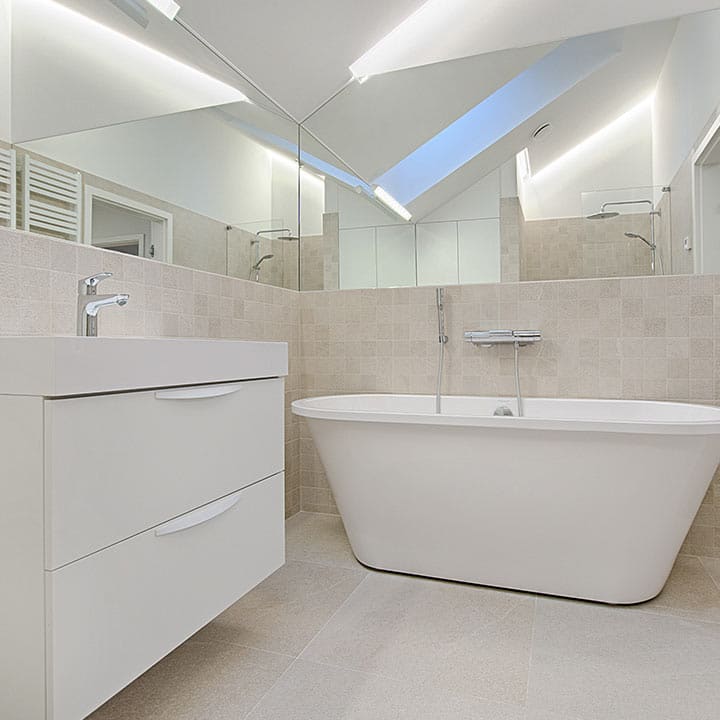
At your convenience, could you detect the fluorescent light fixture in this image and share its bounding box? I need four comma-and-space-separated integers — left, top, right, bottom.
145, 0, 181, 21
373, 186, 412, 221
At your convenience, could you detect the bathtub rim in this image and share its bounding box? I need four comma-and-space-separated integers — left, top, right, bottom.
292, 393, 720, 435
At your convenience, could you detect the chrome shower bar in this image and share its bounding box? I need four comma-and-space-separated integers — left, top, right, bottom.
464, 330, 542, 347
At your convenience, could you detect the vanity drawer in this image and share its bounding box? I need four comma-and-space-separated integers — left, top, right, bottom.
46, 473, 284, 720
45, 377, 284, 569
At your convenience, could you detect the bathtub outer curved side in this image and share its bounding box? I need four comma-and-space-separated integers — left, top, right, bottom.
303, 415, 720, 604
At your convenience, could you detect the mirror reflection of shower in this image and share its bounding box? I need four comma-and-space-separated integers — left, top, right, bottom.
250, 252, 274, 281
587, 199, 664, 275
248, 228, 297, 282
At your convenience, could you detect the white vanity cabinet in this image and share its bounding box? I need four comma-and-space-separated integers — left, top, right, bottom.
0, 338, 288, 720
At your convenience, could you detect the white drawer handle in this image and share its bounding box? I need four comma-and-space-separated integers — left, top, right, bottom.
155, 490, 242, 537
155, 383, 245, 400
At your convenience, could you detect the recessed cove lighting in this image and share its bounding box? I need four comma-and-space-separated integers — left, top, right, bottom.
145, 0, 181, 21
373, 186, 412, 221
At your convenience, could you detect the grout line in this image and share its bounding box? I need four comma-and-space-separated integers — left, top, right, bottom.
187, 636, 296, 663
295, 573, 372, 658
242, 574, 371, 719
524, 596, 538, 708
285, 655, 529, 713
243, 657, 300, 720
286, 556, 364, 572
699, 557, 720, 592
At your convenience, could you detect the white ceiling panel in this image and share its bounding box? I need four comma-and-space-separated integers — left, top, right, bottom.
403, 20, 678, 219
350, 0, 720, 77
175, 0, 428, 121
304, 42, 557, 181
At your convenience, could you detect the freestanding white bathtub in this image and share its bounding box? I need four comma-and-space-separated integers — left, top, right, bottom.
292, 394, 720, 604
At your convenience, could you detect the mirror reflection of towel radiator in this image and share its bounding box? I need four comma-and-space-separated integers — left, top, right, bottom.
22, 156, 82, 242
0, 147, 16, 230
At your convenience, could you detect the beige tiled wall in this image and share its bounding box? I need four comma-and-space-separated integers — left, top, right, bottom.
300, 212, 339, 291
299, 277, 720, 556
499, 197, 521, 282
3, 226, 720, 552
16, 147, 298, 290
0, 228, 302, 516
521, 214, 655, 281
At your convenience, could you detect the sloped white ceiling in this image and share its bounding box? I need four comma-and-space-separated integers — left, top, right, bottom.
10, 1, 711, 220
11, 0, 273, 142
526, 20, 677, 174
175, 0, 719, 124
349, 0, 720, 77
176, 0, 428, 121
304, 42, 558, 181
403, 20, 677, 219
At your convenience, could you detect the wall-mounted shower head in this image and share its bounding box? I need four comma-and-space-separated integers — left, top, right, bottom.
587, 211, 620, 220
587, 199, 656, 221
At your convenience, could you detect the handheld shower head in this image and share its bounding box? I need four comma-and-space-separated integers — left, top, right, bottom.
252, 253, 274, 270
624, 232, 654, 248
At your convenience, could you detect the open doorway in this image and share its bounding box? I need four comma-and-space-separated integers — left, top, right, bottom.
84, 186, 173, 262
693, 116, 720, 274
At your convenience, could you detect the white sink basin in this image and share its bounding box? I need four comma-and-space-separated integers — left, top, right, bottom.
0, 337, 288, 396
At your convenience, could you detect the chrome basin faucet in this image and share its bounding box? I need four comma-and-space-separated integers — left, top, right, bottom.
77, 272, 129, 337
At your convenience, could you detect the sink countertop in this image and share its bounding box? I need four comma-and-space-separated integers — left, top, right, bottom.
0, 337, 288, 397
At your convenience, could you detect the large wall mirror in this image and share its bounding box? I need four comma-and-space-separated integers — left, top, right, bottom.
5, 2, 720, 293
298, 7, 720, 289
0, 0, 302, 289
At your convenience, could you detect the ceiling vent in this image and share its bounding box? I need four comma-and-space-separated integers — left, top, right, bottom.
532, 122, 552, 140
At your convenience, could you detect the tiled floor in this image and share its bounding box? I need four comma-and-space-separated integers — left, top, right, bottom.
91, 512, 720, 720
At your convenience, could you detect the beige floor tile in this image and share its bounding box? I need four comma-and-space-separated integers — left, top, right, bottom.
246, 659, 526, 720
700, 556, 720, 589
527, 597, 720, 720
526, 712, 586, 720
301, 572, 535, 706
89, 640, 291, 720
193, 560, 367, 656
285, 511, 360, 569
630, 555, 720, 623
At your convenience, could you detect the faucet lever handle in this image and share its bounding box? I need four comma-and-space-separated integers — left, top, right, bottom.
79, 272, 112, 294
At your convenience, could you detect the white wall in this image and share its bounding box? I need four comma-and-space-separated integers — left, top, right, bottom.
297, 171, 324, 237
652, 9, 720, 187
11, 0, 246, 142
22, 109, 274, 227
326, 178, 405, 229
92, 202, 152, 241
333, 166, 503, 288
518, 100, 654, 220
270, 156, 299, 236
422, 168, 501, 222
0, 0, 10, 142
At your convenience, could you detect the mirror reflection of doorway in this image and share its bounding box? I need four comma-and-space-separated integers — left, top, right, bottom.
693, 117, 720, 274
84, 187, 173, 262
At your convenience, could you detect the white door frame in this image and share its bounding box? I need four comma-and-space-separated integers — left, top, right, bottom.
92, 234, 147, 254
84, 186, 174, 262
691, 113, 720, 274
